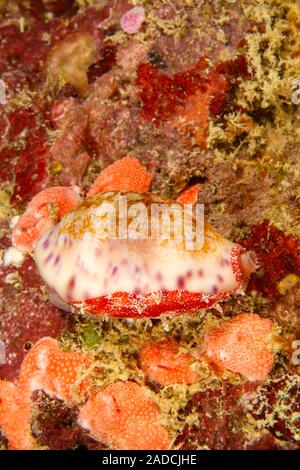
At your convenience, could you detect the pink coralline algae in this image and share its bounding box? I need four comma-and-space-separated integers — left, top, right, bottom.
120, 6, 145, 34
